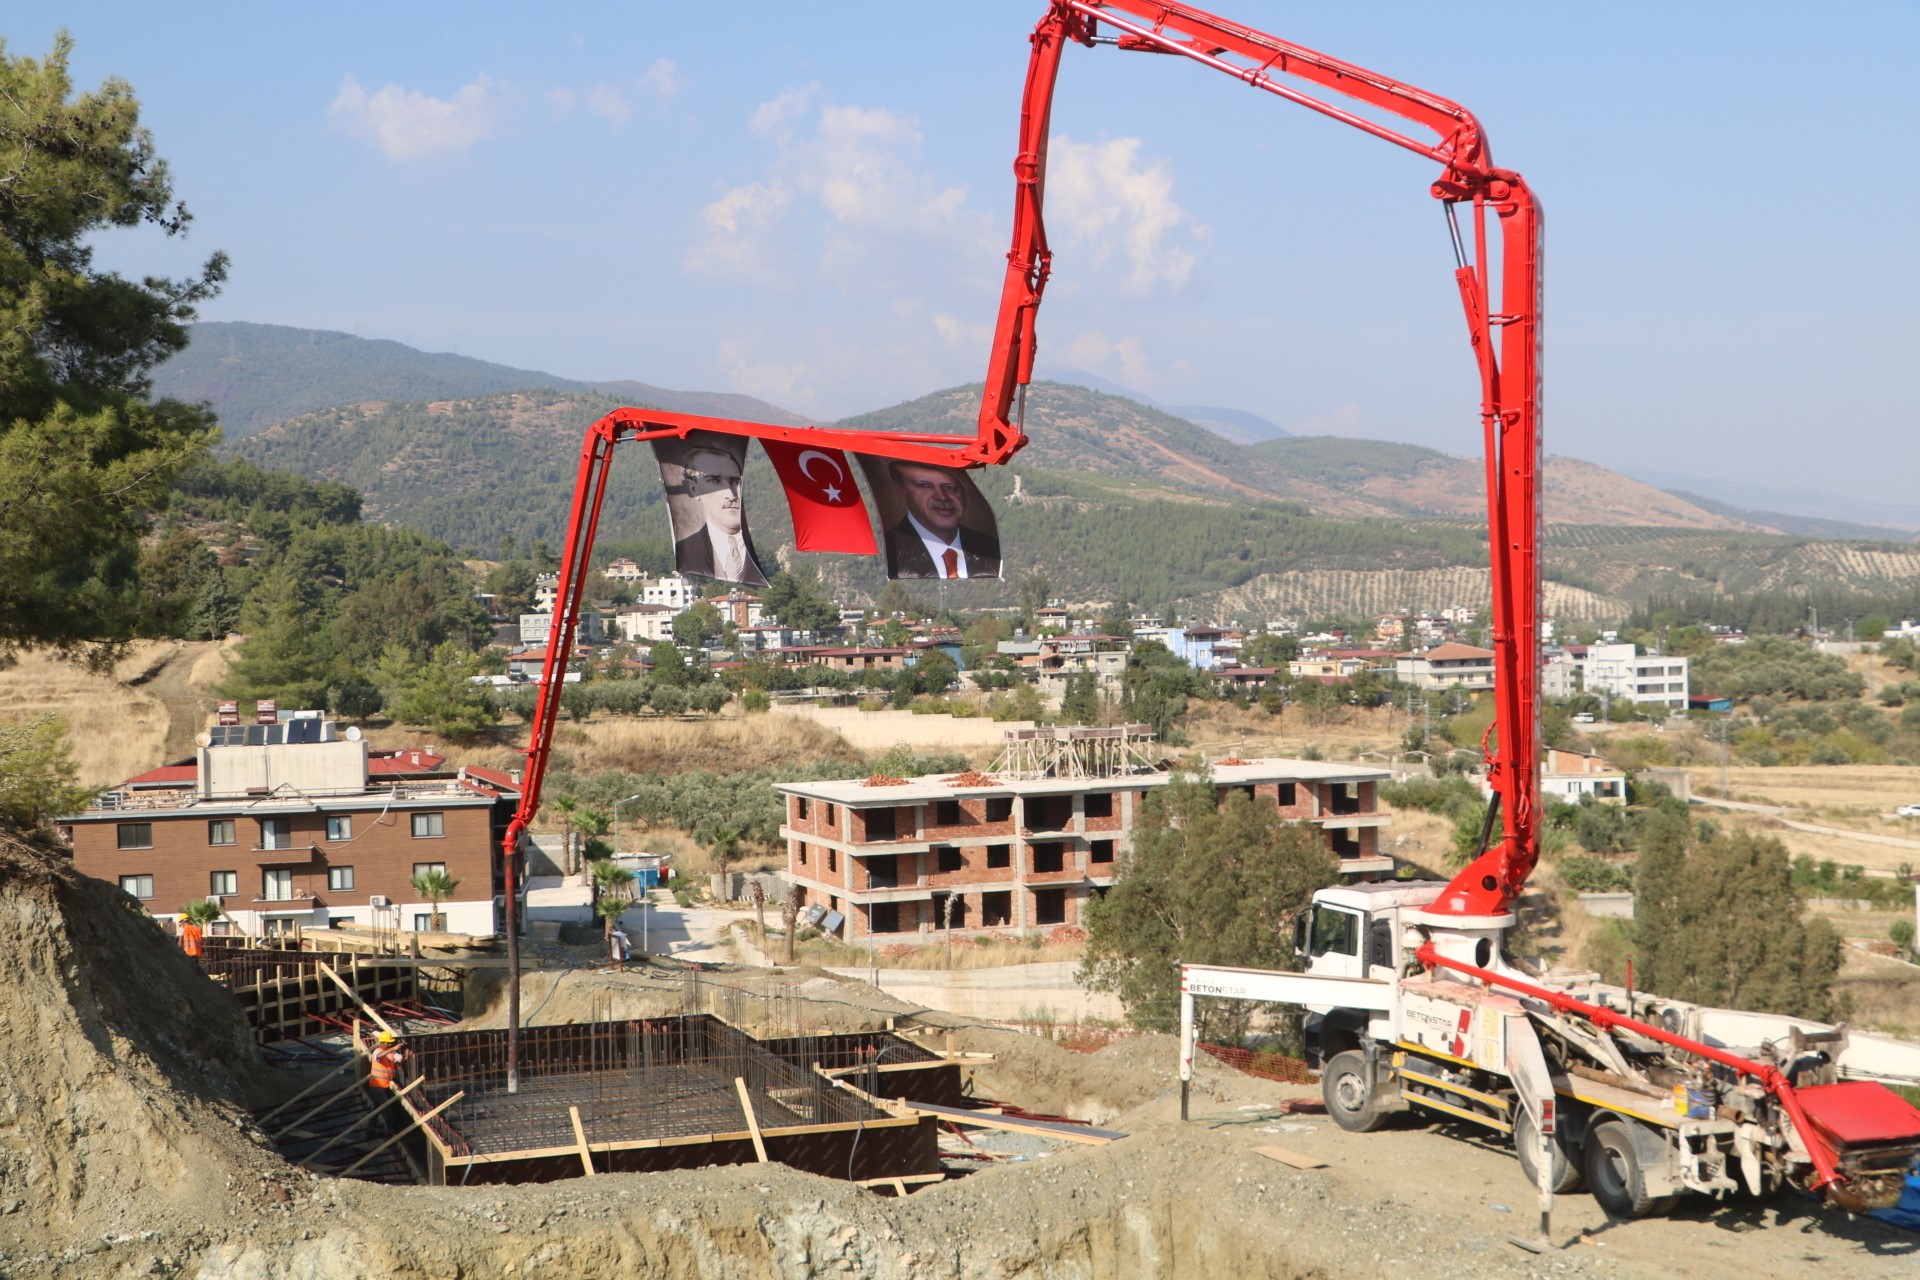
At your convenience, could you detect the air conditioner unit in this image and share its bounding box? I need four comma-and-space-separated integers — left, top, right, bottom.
205, 895, 222, 907
369, 895, 392, 908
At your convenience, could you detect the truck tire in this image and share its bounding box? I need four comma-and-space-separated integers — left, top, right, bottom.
1583, 1119, 1676, 1219
1322, 1049, 1389, 1133
1514, 1106, 1584, 1194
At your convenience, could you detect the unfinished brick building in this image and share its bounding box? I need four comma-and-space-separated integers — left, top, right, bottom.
779, 728, 1391, 942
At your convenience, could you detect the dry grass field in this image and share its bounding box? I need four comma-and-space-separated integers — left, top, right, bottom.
1834, 947, 1920, 1038
1690, 764, 1920, 814
1181, 700, 1407, 761
0, 641, 236, 788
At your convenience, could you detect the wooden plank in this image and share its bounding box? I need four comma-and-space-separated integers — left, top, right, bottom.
446, 1114, 925, 1165
734, 1078, 770, 1163
328, 1091, 465, 1178
299, 1079, 423, 1167
273, 1076, 372, 1142
854, 1172, 946, 1189
1252, 1144, 1328, 1170
569, 1106, 596, 1177
317, 962, 397, 1037
887, 1100, 1123, 1146
257, 1057, 360, 1124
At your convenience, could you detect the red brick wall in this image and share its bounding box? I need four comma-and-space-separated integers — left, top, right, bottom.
68, 803, 494, 917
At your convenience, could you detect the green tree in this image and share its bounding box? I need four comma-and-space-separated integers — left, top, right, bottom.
380, 641, 497, 742
0, 36, 228, 661
180, 898, 224, 928
219, 566, 334, 708
1097, 599, 1133, 641
913, 648, 958, 696
649, 641, 689, 687
1080, 773, 1338, 1040
1633, 825, 1841, 1020
673, 599, 723, 649
410, 868, 461, 932
0, 714, 92, 831
1059, 670, 1102, 725
760, 567, 840, 632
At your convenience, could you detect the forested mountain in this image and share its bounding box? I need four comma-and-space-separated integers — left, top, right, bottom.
226, 382, 1920, 622
151, 321, 807, 437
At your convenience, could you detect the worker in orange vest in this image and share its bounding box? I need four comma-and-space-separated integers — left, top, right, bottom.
177, 913, 204, 959
368, 1030, 408, 1090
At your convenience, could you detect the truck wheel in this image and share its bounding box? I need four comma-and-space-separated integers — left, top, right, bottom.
1583, 1119, 1675, 1219
1322, 1050, 1389, 1133
1514, 1106, 1584, 1194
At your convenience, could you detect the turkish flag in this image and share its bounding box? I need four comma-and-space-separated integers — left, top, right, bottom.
761, 440, 879, 555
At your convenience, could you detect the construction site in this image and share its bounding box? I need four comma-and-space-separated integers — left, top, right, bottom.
6, 2, 1920, 1278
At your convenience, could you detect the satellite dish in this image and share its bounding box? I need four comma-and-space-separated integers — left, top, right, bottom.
344, 725, 364, 741
194, 732, 213, 747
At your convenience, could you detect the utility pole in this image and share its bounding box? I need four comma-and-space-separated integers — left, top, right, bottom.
1717, 717, 1730, 796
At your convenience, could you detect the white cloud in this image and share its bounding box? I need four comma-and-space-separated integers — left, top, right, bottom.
685, 181, 792, 278
1063, 330, 1159, 390
587, 84, 631, 126
934, 313, 989, 348
805, 105, 971, 235
718, 340, 818, 413
750, 84, 817, 140
1047, 137, 1204, 295
640, 58, 682, 99
544, 87, 577, 120
328, 74, 504, 162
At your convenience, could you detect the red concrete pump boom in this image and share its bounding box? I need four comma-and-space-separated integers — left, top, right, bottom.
993, 0, 1545, 919
496, 0, 1543, 1085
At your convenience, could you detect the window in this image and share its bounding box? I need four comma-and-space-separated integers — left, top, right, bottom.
934, 799, 961, 826
1089, 840, 1114, 865
864, 808, 897, 841
986, 845, 1010, 869
826, 848, 837, 874
1027, 796, 1072, 830
1083, 792, 1113, 819
328, 866, 355, 892
936, 845, 963, 873
985, 797, 1013, 823
262, 869, 295, 902
797, 843, 808, 866
414, 914, 433, 933
116, 823, 152, 850
1309, 905, 1360, 957
411, 812, 445, 839
824, 803, 837, 828
208, 820, 236, 846
1031, 842, 1065, 874
209, 870, 238, 897
119, 874, 154, 900
1033, 888, 1067, 926
870, 902, 901, 933
258, 817, 293, 850
866, 854, 899, 889
981, 891, 1012, 927
930, 891, 966, 928
1276, 782, 1297, 808
795, 797, 810, 821
412, 862, 447, 880
325, 815, 352, 842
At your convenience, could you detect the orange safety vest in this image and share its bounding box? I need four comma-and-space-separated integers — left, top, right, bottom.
369, 1044, 400, 1089
180, 923, 204, 958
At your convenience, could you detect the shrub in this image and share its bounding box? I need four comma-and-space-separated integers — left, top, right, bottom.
1559, 854, 1632, 894
1891, 918, 1916, 953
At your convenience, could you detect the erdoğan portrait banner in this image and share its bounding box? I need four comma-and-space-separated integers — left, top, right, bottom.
855, 456, 1002, 581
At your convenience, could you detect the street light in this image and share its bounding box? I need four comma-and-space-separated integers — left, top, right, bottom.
613, 793, 649, 952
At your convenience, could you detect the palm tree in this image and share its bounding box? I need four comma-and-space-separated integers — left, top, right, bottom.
590, 859, 635, 921
411, 869, 461, 932
781, 884, 804, 966
705, 822, 742, 900
747, 879, 766, 948
180, 898, 224, 929
594, 896, 629, 944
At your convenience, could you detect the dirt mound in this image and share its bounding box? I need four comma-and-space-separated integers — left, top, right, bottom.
0, 828, 295, 1264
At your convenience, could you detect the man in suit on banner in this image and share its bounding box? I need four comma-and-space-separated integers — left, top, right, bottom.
882, 460, 1001, 580
659, 436, 769, 587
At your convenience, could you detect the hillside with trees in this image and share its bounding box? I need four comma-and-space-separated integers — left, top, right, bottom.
151, 320, 808, 437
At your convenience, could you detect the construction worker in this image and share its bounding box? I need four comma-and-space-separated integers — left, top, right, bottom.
608, 924, 631, 973
367, 1030, 409, 1091
177, 913, 204, 959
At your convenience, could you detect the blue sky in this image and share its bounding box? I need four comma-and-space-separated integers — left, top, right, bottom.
16, 2, 1919, 508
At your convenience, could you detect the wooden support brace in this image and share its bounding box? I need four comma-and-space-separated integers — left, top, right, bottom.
327, 1090, 465, 1178
299, 1078, 423, 1166
318, 962, 398, 1037
274, 1075, 375, 1142
735, 1077, 769, 1163
570, 1105, 596, 1177
257, 1056, 361, 1124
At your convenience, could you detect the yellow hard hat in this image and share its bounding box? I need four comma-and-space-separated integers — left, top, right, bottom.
376, 1031, 396, 1044
177, 913, 190, 921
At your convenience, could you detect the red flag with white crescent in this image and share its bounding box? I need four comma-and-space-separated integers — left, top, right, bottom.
761, 440, 879, 555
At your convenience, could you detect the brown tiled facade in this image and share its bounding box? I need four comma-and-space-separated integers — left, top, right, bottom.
780, 761, 1390, 943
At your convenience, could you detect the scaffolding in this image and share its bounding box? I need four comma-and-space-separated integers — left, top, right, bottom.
991, 724, 1159, 780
